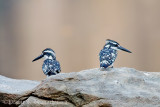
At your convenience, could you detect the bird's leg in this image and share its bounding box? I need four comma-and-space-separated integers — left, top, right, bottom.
110, 63, 114, 68
46, 75, 49, 78
100, 67, 106, 71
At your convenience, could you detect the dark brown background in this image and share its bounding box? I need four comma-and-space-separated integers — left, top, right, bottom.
0, 0, 159, 80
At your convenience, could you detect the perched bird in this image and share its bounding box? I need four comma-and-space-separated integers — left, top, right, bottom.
32, 48, 61, 76
99, 39, 131, 69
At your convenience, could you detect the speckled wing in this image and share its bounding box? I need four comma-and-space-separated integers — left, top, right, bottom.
99, 49, 117, 68
42, 59, 61, 76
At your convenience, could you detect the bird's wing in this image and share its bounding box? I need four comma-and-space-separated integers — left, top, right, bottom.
99, 49, 110, 61
99, 49, 114, 67
50, 60, 61, 74
42, 60, 61, 76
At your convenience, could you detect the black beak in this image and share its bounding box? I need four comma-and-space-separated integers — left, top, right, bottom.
32, 54, 44, 62
118, 46, 132, 53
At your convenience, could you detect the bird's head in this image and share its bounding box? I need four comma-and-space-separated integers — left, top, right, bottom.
32, 48, 56, 62
104, 39, 132, 53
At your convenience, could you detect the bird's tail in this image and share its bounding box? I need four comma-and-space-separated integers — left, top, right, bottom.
100, 62, 109, 68
47, 70, 61, 76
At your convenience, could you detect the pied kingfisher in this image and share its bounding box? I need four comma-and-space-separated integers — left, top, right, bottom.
32, 48, 61, 76
99, 39, 131, 69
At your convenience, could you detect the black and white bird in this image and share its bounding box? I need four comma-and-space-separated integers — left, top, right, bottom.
99, 39, 131, 69
32, 48, 61, 76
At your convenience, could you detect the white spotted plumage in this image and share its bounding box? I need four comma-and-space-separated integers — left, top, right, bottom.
33, 48, 61, 76
99, 39, 131, 69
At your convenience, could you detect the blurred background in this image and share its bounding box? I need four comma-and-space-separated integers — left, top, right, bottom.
0, 0, 160, 80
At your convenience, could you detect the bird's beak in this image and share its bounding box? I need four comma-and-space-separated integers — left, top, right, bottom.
118, 46, 132, 53
32, 54, 44, 62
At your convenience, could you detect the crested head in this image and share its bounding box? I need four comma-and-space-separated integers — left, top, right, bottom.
42, 48, 56, 60
104, 39, 132, 53
106, 39, 119, 45
104, 39, 119, 49
43, 48, 55, 55
32, 48, 56, 62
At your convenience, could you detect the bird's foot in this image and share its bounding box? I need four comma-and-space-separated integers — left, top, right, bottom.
100, 67, 107, 71
100, 67, 113, 71
110, 66, 113, 68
